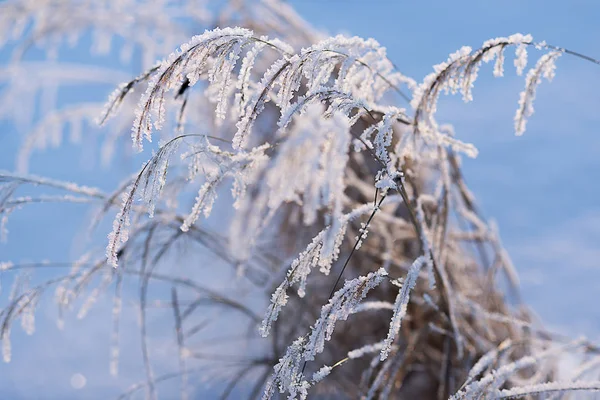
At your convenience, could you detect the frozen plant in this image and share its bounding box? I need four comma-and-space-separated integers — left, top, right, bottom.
1, 1, 600, 399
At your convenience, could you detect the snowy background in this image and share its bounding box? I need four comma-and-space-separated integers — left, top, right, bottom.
0, 0, 599, 398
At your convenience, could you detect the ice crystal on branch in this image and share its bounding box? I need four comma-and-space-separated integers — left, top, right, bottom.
411, 33, 565, 149
515, 50, 562, 135
381, 256, 426, 360
258, 199, 402, 337
3, 2, 600, 398
131, 27, 258, 151
263, 269, 388, 399
263, 336, 309, 400
179, 139, 269, 232
304, 268, 388, 361
311, 365, 332, 383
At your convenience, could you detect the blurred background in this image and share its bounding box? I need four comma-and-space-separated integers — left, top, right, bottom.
0, 0, 599, 398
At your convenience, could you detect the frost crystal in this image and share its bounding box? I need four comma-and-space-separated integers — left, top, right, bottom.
312, 366, 332, 383
263, 336, 310, 400
515, 51, 562, 135
304, 268, 388, 361
381, 256, 426, 360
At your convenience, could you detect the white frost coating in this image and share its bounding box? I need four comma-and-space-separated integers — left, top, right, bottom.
262, 336, 310, 400
234, 58, 289, 149
452, 339, 586, 400
415, 195, 435, 289
106, 189, 133, 268
107, 135, 266, 265
263, 270, 388, 398
348, 341, 386, 359
514, 50, 562, 135
380, 256, 426, 361
99, 82, 130, 124
353, 301, 394, 313
142, 139, 181, 219
372, 107, 405, 166
450, 356, 538, 400
180, 179, 220, 232
410, 45, 479, 157
208, 41, 243, 122
495, 381, 600, 399
365, 356, 396, 400
513, 34, 533, 76
181, 141, 269, 232
304, 268, 388, 361
235, 41, 266, 117
130, 27, 260, 151
465, 340, 512, 384
411, 33, 543, 155
258, 231, 324, 337
296, 34, 414, 104
312, 366, 332, 383
480, 33, 532, 76
319, 217, 347, 275
259, 198, 400, 338
259, 283, 289, 338
265, 105, 351, 229
0, 171, 104, 198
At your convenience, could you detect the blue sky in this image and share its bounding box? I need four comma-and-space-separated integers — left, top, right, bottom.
1, 0, 600, 398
